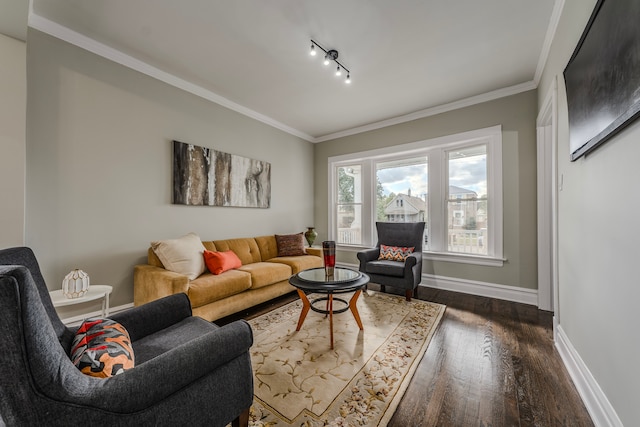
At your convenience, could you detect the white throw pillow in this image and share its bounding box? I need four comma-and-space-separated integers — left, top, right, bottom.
151, 232, 206, 280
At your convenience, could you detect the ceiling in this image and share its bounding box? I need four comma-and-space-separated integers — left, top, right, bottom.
2, 0, 559, 142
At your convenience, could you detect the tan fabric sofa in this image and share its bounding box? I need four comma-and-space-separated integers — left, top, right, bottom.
134, 235, 322, 321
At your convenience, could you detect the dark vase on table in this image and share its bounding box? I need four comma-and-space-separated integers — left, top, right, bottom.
322, 241, 336, 276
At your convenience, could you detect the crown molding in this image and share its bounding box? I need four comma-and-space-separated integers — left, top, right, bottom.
534, 0, 565, 85
28, 7, 546, 145
313, 81, 537, 143
27, 11, 316, 142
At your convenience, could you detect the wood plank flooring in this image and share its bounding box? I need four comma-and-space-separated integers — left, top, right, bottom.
218, 285, 594, 427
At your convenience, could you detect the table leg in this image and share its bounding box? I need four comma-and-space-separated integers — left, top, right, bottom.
103, 291, 110, 317
328, 293, 334, 349
296, 289, 311, 331
349, 289, 364, 330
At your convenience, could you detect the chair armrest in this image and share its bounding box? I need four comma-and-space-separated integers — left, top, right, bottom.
404, 252, 422, 277
133, 264, 189, 306
108, 293, 192, 342
357, 248, 380, 264
56, 320, 254, 413
405, 252, 420, 267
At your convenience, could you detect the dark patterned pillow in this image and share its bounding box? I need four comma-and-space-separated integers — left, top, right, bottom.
275, 233, 306, 257
71, 318, 135, 378
378, 244, 415, 262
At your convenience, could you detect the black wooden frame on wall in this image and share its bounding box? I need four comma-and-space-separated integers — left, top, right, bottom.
564, 0, 640, 161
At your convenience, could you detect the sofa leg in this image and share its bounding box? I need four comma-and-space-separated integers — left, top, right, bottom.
232, 407, 250, 427
405, 290, 412, 301
380, 285, 386, 293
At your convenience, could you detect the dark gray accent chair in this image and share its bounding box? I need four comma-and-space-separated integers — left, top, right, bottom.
0, 247, 253, 427
357, 222, 425, 301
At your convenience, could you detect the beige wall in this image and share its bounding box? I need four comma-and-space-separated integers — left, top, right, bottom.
0, 33, 26, 247
538, 0, 639, 423
26, 30, 315, 314
314, 90, 539, 290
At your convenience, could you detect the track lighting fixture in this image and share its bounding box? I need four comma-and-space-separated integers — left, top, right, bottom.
309, 39, 351, 84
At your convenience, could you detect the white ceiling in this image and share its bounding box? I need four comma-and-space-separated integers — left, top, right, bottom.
3, 0, 559, 141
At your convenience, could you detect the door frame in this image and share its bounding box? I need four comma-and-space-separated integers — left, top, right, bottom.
536, 76, 559, 329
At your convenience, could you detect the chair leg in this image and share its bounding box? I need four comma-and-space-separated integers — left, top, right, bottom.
232, 407, 250, 427
405, 289, 412, 302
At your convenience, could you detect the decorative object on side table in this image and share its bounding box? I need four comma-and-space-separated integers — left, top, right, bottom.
304, 227, 317, 247
322, 240, 336, 276
62, 269, 90, 299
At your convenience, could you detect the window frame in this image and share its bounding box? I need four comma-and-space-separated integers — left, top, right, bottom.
328, 125, 503, 267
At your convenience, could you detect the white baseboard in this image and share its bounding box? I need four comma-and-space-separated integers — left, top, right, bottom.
421, 273, 538, 306
60, 302, 135, 326
336, 262, 538, 306
555, 326, 622, 427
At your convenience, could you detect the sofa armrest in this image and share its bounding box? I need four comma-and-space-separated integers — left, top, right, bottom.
305, 247, 322, 257
133, 264, 189, 306
109, 293, 192, 342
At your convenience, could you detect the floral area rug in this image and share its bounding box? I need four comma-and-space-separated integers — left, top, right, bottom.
245, 291, 445, 427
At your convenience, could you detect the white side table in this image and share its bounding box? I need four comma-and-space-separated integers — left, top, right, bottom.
49, 285, 113, 317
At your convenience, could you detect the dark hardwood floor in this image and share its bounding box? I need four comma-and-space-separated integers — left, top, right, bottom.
218, 285, 594, 427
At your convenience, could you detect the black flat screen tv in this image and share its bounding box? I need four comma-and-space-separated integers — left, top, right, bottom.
564, 0, 640, 161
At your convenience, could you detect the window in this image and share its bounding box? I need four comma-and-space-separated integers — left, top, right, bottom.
336, 165, 362, 245
447, 145, 487, 255
328, 126, 503, 266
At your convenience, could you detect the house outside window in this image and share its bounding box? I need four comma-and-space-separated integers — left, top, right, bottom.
328, 126, 503, 266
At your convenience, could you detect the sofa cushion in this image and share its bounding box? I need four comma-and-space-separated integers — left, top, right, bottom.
203, 250, 242, 275
267, 255, 323, 274
254, 235, 279, 261
188, 270, 252, 307
238, 262, 292, 289
70, 318, 135, 378
151, 233, 206, 280
275, 233, 306, 257
213, 238, 262, 265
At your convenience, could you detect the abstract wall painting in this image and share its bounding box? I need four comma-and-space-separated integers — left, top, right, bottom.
173, 140, 271, 208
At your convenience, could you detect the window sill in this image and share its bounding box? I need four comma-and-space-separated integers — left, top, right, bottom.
337, 245, 505, 267
422, 251, 505, 267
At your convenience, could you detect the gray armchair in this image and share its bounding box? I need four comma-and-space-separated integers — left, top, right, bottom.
0, 247, 253, 427
357, 222, 425, 301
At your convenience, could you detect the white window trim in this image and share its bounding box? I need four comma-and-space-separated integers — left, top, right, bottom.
328, 125, 504, 266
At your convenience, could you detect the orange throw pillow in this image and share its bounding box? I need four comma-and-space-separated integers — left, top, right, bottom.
203, 250, 242, 275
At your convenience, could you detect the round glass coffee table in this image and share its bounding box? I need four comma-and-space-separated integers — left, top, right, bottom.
289, 267, 370, 349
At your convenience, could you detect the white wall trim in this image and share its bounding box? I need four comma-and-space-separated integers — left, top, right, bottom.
336, 261, 537, 306
536, 76, 559, 312
422, 273, 538, 306
27, 8, 539, 145
555, 325, 623, 427
27, 12, 315, 142
60, 302, 135, 326
314, 82, 536, 143
534, 0, 565, 84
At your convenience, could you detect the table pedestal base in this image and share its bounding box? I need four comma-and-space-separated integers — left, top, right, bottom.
296, 289, 364, 349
